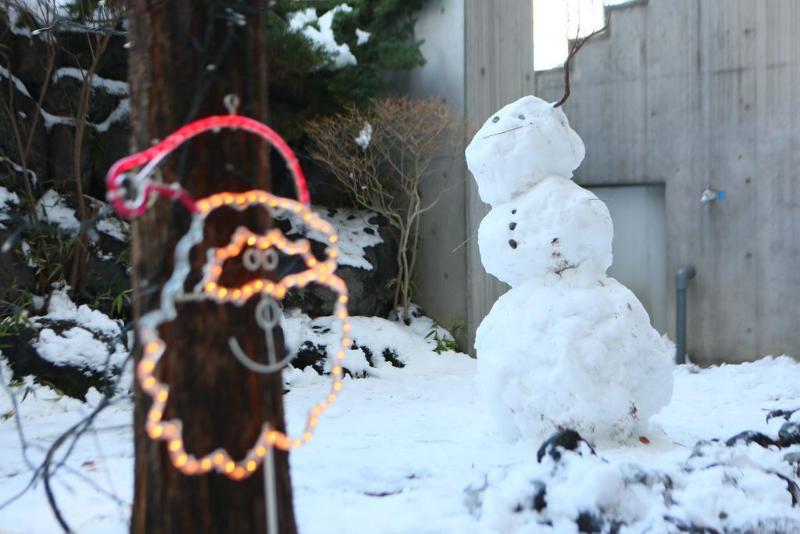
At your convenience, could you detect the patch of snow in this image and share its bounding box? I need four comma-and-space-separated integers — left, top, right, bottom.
283, 311, 438, 376
0, 360, 133, 530
20, 240, 36, 268
0, 65, 128, 133
287, 7, 318, 32
276, 206, 384, 270
355, 28, 371, 45
37, 287, 122, 337
90, 98, 130, 133
478, 437, 800, 533
96, 216, 128, 241
35, 189, 80, 234
52, 68, 129, 96
0, 65, 33, 98
8, 7, 33, 36
3, 343, 800, 532
1, 156, 38, 186
288, 4, 358, 69
0, 186, 21, 228
354, 122, 373, 150
34, 327, 127, 370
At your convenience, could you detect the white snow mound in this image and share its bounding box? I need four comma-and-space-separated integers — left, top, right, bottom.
465, 95, 585, 206
478, 175, 613, 285
475, 269, 674, 442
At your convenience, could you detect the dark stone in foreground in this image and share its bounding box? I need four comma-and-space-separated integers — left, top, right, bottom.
779, 422, 800, 447
537, 429, 596, 463
725, 430, 777, 448
289, 337, 404, 379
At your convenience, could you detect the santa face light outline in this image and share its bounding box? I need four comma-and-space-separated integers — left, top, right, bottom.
136, 189, 352, 480
105, 113, 349, 481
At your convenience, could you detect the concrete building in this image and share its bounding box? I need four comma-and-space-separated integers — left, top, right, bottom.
406, 0, 800, 365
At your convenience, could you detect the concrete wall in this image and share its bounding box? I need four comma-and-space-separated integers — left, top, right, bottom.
403, 0, 469, 347
463, 0, 535, 353
406, 0, 534, 353
535, 0, 800, 364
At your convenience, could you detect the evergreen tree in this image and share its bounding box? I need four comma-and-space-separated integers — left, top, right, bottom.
266, 0, 429, 140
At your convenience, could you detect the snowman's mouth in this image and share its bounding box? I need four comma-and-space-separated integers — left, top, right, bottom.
481, 124, 526, 140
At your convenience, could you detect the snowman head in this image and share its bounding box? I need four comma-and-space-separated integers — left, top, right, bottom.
477, 176, 613, 286
465, 95, 585, 207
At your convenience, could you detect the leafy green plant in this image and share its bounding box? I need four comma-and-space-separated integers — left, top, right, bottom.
21, 226, 81, 288
0, 285, 35, 349
91, 286, 131, 318
425, 322, 459, 354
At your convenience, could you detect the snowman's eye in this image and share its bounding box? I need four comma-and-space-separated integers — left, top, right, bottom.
511, 209, 517, 214
518, 114, 525, 120
492, 116, 500, 123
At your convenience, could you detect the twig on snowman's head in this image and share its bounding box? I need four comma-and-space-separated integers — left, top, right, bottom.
553, 11, 611, 109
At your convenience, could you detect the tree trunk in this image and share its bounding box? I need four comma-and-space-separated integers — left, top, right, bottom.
128, 2, 297, 533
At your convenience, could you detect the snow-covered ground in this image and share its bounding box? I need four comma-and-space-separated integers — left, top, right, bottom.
3, 335, 800, 532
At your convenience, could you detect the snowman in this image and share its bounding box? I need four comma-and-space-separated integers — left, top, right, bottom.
465, 96, 673, 442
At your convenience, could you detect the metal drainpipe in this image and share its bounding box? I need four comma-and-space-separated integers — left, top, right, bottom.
675, 267, 696, 364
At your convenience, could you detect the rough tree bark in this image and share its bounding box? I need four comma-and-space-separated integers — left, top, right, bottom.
128, 2, 297, 533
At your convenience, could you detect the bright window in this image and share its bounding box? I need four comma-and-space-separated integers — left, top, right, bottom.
533, 0, 633, 70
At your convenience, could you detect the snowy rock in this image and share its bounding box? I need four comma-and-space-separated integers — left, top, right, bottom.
282, 311, 441, 379
0, 185, 20, 228
465, 95, 585, 206
2, 288, 128, 399
536, 429, 596, 463
725, 430, 778, 448
476, 430, 800, 533
475, 270, 674, 441
279, 207, 398, 317
478, 176, 613, 285
779, 422, 800, 447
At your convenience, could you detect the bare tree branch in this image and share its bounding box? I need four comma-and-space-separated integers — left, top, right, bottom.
554, 11, 611, 108
306, 96, 462, 320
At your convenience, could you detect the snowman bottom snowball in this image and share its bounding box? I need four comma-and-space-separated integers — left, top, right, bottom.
475, 269, 674, 442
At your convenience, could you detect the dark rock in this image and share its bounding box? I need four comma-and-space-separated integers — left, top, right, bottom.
47, 123, 91, 192
1, 320, 124, 400
725, 431, 777, 448
0, 81, 48, 184
529, 480, 547, 512
767, 408, 799, 423
0, 195, 36, 297
289, 336, 405, 379
281, 211, 398, 317
53, 32, 128, 82
291, 340, 327, 374
537, 429, 596, 463
43, 74, 121, 123
576, 511, 604, 533
779, 422, 800, 447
